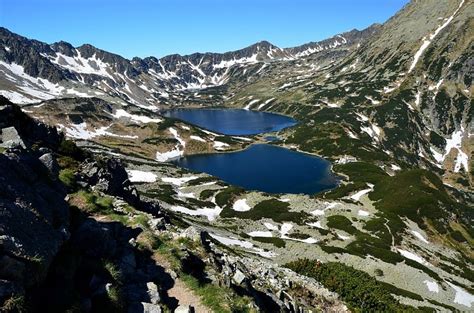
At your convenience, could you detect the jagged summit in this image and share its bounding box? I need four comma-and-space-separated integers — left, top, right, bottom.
0, 23, 372, 103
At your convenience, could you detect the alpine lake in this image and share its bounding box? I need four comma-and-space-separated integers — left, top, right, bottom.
164, 108, 339, 194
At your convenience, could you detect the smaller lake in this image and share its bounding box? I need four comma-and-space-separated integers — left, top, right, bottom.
172, 144, 339, 194
163, 108, 297, 135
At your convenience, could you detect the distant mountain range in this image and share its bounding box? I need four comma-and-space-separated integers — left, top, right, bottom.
0, 24, 379, 106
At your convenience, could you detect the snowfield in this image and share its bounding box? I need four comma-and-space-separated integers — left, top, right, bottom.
190, 135, 206, 142
126, 170, 157, 183
113, 109, 162, 124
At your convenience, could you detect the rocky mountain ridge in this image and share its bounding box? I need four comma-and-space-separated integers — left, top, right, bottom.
0, 24, 378, 106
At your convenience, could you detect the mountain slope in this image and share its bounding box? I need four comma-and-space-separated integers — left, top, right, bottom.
0, 0, 473, 311
0, 25, 377, 107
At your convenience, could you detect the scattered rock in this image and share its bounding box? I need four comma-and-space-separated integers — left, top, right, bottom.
148, 217, 166, 231
146, 282, 161, 304
179, 226, 201, 242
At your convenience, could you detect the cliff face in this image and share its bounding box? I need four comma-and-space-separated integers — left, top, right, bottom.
0, 97, 69, 301
0, 96, 166, 312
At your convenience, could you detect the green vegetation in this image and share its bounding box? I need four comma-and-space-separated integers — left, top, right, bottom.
58, 139, 86, 160
287, 232, 311, 240
215, 186, 244, 207
450, 230, 467, 243
319, 245, 348, 255
69, 190, 115, 214
103, 260, 123, 284
139, 185, 186, 206
156, 117, 177, 130
133, 214, 150, 228
252, 236, 286, 248
200, 189, 217, 200
285, 259, 422, 312
221, 199, 308, 223
141, 233, 256, 313
181, 274, 255, 313
188, 176, 218, 186
326, 215, 358, 234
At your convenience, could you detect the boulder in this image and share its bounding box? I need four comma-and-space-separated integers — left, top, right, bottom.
0, 127, 26, 149
174, 305, 193, 313
142, 302, 163, 313
148, 218, 166, 231
146, 282, 160, 304
232, 269, 246, 285
0, 151, 70, 288
39, 152, 59, 177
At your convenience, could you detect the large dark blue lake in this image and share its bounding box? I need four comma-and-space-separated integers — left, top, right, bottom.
163, 108, 296, 135
172, 144, 339, 194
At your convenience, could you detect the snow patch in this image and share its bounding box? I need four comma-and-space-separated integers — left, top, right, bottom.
209, 233, 276, 258
358, 210, 370, 217
126, 170, 157, 183
411, 230, 429, 244
424, 280, 439, 293
214, 141, 230, 150
190, 135, 206, 142
161, 176, 198, 186
397, 249, 426, 264
232, 199, 251, 212
350, 183, 374, 201
247, 231, 273, 238
447, 282, 474, 308
408, 0, 465, 73
113, 109, 162, 124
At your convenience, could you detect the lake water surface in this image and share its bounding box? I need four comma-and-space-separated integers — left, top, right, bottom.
163, 108, 297, 135
173, 144, 339, 194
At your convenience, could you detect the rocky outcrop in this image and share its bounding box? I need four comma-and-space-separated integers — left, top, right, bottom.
175, 230, 348, 313
0, 98, 166, 312
0, 148, 70, 303
0, 96, 63, 150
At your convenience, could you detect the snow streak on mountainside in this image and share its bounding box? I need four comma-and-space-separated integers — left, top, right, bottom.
0, 25, 379, 107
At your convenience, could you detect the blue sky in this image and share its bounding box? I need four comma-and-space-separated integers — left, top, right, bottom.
0, 0, 409, 59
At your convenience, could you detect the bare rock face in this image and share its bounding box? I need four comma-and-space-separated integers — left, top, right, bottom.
0, 150, 70, 302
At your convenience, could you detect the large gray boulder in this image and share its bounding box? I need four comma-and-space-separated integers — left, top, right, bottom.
0, 126, 26, 149
39, 152, 59, 177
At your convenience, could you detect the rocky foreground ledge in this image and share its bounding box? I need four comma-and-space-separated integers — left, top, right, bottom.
0, 96, 348, 312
